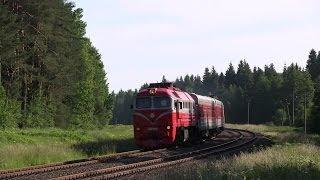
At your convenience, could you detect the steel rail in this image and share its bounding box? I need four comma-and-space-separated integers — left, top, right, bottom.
0, 148, 167, 179
54, 130, 248, 180
101, 130, 256, 180
0, 129, 256, 180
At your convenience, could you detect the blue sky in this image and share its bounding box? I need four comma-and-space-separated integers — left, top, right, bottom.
73, 0, 320, 92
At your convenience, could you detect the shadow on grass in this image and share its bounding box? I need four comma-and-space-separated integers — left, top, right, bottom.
73, 138, 138, 156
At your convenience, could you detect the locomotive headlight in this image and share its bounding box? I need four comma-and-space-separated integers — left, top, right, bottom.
136, 127, 140, 131
166, 126, 171, 130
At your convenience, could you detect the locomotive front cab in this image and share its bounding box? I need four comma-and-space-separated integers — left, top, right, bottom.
133, 88, 176, 148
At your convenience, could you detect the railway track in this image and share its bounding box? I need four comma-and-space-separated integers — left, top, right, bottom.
0, 149, 167, 179
0, 129, 257, 180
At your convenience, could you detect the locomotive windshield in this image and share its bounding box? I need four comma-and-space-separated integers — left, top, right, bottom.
136, 97, 151, 109
135, 96, 171, 109
153, 97, 171, 108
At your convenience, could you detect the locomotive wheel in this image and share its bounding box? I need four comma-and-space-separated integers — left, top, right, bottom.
209, 130, 217, 139
189, 127, 200, 144
174, 127, 190, 146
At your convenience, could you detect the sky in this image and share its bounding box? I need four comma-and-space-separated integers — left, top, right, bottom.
73, 0, 320, 92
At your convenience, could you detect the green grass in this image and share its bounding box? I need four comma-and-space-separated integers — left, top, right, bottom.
227, 124, 320, 145
2, 124, 320, 179
160, 124, 320, 180
0, 125, 135, 170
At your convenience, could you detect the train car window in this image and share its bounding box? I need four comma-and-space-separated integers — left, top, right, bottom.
179, 102, 183, 109
154, 97, 171, 108
136, 97, 151, 109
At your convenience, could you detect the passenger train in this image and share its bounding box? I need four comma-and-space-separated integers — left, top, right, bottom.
132, 83, 225, 148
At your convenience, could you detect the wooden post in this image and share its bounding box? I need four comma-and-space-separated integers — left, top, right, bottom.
23, 73, 28, 114
247, 100, 250, 125
282, 106, 285, 126
304, 93, 307, 134
287, 102, 291, 126
292, 89, 295, 125
0, 62, 2, 85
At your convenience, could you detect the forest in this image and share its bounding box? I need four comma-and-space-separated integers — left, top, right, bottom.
1, 1, 320, 133
113, 51, 320, 133
0, 0, 113, 129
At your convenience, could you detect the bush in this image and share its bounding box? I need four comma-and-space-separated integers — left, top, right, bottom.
0, 85, 21, 129
25, 93, 56, 128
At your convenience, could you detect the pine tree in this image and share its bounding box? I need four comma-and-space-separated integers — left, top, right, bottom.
235, 60, 253, 123
161, 75, 168, 83
306, 49, 319, 81
218, 73, 225, 87
251, 68, 272, 123
210, 66, 219, 95
236, 60, 253, 91
184, 74, 194, 92
264, 64, 283, 123
0, 1, 113, 129
202, 67, 211, 95
309, 50, 320, 132
310, 80, 320, 132
202, 66, 219, 95
112, 90, 137, 124
225, 63, 236, 87
70, 40, 95, 129
193, 75, 203, 94
282, 64, 314, 126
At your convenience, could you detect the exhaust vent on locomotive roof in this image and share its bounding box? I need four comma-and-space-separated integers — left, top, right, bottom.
148, 82, 175, 89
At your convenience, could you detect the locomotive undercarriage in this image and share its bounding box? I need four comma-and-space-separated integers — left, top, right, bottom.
174, 126, 224, 146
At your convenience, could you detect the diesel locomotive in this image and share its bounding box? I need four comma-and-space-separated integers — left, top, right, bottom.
132, 82, 225, 148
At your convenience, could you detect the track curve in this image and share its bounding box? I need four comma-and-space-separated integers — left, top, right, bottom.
0, 129, 257, 180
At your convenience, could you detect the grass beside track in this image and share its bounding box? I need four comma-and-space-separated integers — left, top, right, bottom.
2, 124, 320, 179
0, 125, 135, 170
160, 124, 320, 180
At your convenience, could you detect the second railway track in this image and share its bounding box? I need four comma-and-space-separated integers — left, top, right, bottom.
0, 129, 258, 180
0, 149, 167, 179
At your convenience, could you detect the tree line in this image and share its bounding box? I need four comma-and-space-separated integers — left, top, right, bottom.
0, 0, 113, 129
1, 1, 319, 133
113, 50, 320, 133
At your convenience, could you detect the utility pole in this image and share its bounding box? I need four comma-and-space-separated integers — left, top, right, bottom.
287, 102, 291, 126
292, 89, 295, 126
0, 62, 2, 85
282, 106, 285, 126
304, 93, 307, 134
247, 99, 250, 125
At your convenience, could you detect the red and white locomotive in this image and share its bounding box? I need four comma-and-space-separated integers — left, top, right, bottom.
133, 83, 225, 148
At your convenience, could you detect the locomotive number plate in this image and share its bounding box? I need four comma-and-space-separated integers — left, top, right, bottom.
148, 127, 158, 131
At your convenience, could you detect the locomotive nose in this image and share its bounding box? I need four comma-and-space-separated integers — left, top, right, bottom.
149, 112, 155, 119
149, 112, 156, 122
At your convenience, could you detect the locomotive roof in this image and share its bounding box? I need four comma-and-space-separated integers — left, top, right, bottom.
148, 82, 175, 88
137, 83, 223, 105
190, 93, 223, 105
137, 86, 193, 101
